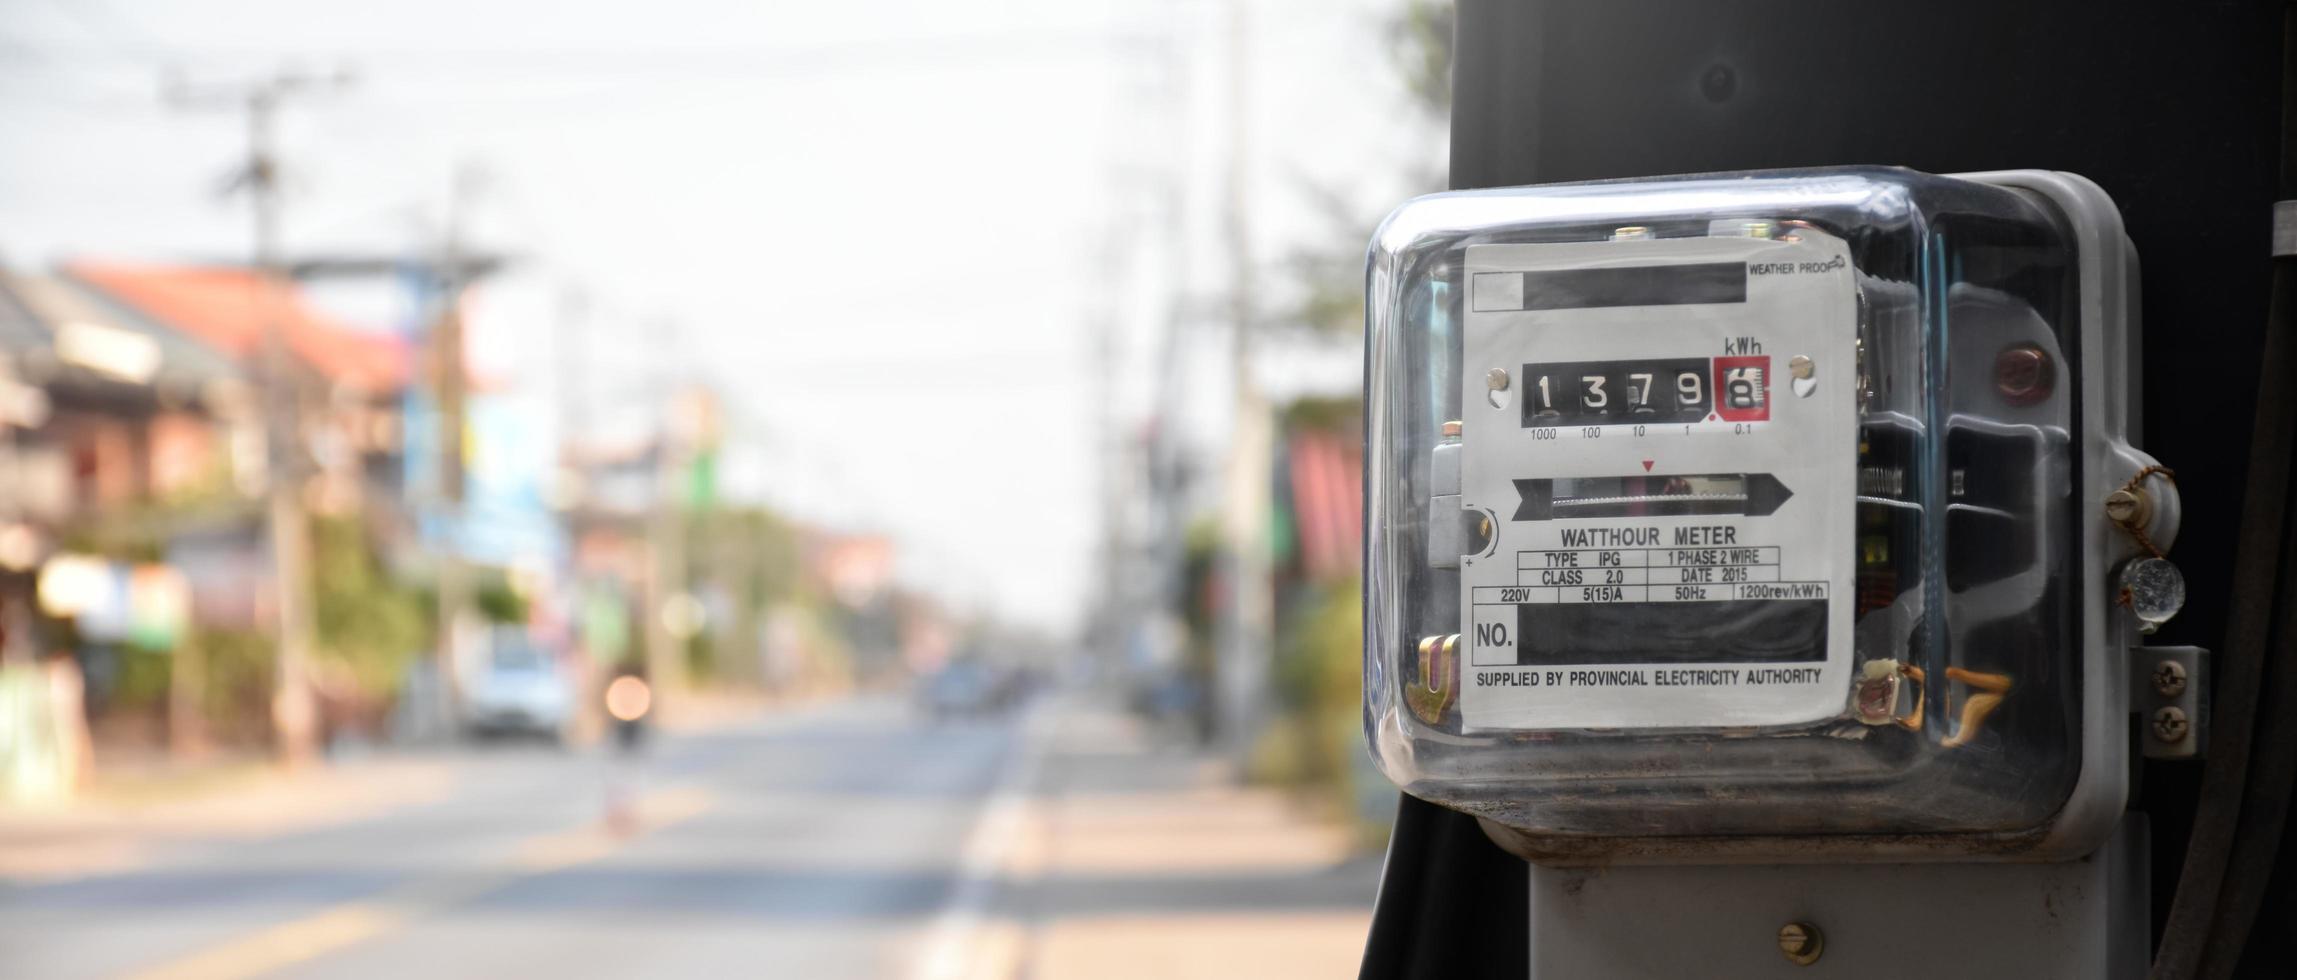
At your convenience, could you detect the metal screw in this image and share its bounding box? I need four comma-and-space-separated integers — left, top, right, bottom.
2152, 706, 2190, 744
1994, 344, 2054, 405
1777, 921, 1824, 966
1487, 368, 1510, 391
2104, 488, 2141, 523
2105, 487, 2155, 533
1788, 355, 1814, 380
2152, 660, 2188, 698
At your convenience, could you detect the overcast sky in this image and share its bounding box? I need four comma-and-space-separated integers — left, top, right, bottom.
0, 0, 1434, 631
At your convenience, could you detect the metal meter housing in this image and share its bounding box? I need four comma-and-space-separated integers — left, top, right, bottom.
1363, 168, 2172, 860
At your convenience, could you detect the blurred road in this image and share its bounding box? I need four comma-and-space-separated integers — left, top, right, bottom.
0, 694, 1378, 979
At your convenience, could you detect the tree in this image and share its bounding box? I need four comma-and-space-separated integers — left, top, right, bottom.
1283, 0, 1456, 337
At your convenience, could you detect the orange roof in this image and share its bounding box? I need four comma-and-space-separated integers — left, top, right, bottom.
68, 262, 409, 392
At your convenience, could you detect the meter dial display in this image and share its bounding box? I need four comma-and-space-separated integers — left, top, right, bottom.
1518, 357, 1773, 426
1520, 358, 1714, 424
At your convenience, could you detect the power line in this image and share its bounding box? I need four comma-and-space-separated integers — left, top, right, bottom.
0, 29, 1162, 78
42, 0, 175, 60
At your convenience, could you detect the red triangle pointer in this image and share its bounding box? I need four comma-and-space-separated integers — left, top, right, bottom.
1641, 459, 1655, 472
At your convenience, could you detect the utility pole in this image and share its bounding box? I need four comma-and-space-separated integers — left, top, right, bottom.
1216, 0, 1273, 757
1089, 228, 1125, 680
643, 324, 693, 699
272, 183, 506, 743
169, 69, 350, 767
1129, 7, 1198, 733
556, 288, 589, 500
431, 165, 477, 731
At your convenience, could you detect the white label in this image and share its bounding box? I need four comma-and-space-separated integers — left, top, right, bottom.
1457, 235, 1857, 730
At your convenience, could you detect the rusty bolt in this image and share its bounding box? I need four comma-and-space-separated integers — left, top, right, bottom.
2151, 660, 2188, 699
1487, 367, 1510, 391
1777, 921, 1824, 966
2152, 706, 2190, 744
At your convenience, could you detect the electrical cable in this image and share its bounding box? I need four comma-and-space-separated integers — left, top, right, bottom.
2150, 5, 2297, 977
1356, 793, 1527, 980
2202, 442, 2297, 976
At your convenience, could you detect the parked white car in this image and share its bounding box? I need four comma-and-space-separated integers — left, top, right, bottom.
461, 635, 574, 741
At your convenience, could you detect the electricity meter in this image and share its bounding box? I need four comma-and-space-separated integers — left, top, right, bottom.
1363, 168, 2181, 860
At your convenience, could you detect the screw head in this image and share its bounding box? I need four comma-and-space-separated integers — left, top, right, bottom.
1777, 921, 1824, 966
1994, 344, 2055, 405
1788, 355, 1814, 380
2152, 706, 2190, 744
2151, 660, 2188, 698
1486, 367, 1510, 391
2105, 488, 2146, 525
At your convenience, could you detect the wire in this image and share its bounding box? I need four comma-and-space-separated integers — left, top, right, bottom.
0, 30, 1153, 78
42, 0, 175, 62
2205, 450, 2297, 975
2150, 6, 2297, 978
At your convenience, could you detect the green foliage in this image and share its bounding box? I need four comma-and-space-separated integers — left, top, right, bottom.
110, 647, 173, 709
1281, 0, 1455, 338
1179, 518, 1224, 651
1386, 0, 1456, 119
689, 507, 805, 608
193, 627, 276, 744
684, 621, 720, 686
1284, 248, 1368, 337
790, 600, 856, 686
474, 577, 527, 624
745, 512, 804, 606
673, 506, 808, 685
310, 515, 429, 698
1262, 578, 1364, 799
1281, 395, 1362, 435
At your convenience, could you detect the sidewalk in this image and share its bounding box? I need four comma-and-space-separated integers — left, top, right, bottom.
944, 696, 1383, 979
0, 753, 458, 882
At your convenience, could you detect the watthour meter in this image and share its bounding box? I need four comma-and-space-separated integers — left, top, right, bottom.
1364, 168, 2184, 861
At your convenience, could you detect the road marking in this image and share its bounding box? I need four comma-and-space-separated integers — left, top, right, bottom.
910, 706, 1052, 980
121, 785, 715, 980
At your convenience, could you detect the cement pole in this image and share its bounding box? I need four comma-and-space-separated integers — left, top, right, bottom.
250, 83, 321, 768
644, 331, 693, 700
169, 69, 350, 766
430, 165, 476, 733
1217, 0, 1274, 757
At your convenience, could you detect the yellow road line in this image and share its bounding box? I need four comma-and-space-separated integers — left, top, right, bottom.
121, 785, 716, 980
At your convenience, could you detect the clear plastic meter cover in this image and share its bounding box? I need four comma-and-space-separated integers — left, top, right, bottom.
1364, 168, 2093, 844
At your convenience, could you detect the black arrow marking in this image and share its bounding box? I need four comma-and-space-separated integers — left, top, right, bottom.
1512, 479, 1552, 521
1744, 472, 1794, 517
